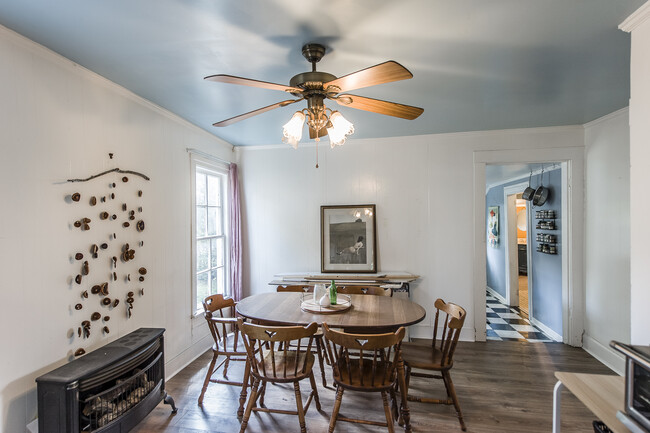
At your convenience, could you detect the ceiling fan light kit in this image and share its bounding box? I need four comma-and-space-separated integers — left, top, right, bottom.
205, 42, 423, 155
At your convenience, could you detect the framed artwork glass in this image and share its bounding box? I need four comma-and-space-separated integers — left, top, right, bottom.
321, 204, 377, 273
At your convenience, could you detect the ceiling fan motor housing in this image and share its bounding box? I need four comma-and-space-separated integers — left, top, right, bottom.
301, 43, 326, 64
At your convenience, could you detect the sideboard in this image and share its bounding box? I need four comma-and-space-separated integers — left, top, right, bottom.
269, 272, 419, 296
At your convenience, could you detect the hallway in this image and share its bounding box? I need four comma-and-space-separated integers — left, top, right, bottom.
486, 290, 554, 342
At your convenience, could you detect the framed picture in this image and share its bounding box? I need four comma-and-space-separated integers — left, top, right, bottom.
488, 206, 499, 248
321, 204, 377, 273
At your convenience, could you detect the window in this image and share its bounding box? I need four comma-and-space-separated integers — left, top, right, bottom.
191, 156, 229, 317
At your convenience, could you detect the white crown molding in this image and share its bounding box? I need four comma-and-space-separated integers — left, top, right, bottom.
238, 141, 332, 151
619, 1, 650, 33
0, 23, 234, 153
238, 125, 583, 151
583, 107, 629, 129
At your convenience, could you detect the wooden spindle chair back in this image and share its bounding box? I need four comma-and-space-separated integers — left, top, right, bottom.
323, 324, 405, 390
277, 285, 313, 293
322, 324, 406, 433
236, 318, 321, 433
275, 284, 331, 387
401, 298, 468, 431
338, 285, 392, 296
203, 294, 239, 352
238, 319, 318, 382
199, 294, 249, 406
431, 298, 466, 368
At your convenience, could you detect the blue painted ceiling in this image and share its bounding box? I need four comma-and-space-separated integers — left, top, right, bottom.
0, 0, 643, 146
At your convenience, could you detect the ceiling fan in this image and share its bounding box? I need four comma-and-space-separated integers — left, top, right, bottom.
205, 43, 424, 148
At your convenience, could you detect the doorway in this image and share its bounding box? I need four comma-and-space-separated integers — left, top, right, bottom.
484, 164, 565, 343
474, 148, 585, 347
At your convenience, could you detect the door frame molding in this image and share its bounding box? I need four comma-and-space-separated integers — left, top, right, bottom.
473, 148, 584, 346
502, 182, 530, 308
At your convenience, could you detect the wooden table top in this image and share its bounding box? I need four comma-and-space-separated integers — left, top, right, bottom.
236, 292, 427, 331
554, 372, 627, 433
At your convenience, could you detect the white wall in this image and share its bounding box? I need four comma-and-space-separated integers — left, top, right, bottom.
238, 126, 584, 342
0, 26, 233, 432
583, 108, 630, 373
621, 2, 650, 346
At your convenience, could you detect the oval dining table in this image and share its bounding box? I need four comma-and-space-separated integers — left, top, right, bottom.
236, 292, 426, 433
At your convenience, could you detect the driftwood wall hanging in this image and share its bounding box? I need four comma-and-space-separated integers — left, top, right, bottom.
67, 157, 150, 358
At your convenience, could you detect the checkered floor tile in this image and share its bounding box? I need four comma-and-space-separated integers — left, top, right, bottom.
486, 291, 554, 342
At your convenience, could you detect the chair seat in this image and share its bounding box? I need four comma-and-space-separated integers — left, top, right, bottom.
401, 342, 451, 371
257, 350, 315, 381
213, 332, 247, 355
333, 359, 395, 390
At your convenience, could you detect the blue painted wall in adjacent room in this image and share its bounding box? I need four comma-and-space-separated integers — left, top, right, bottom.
485, 168, 563, 336
485, 178, 529, 299
530, 168, 563, 336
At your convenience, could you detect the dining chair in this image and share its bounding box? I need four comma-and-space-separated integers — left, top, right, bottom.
401, 298, 467, 431
199, 294, 250, 409
276, 285, 330, 387
277, 284, 313, 292
322, 323, 406, 433
338, 285, 393, 296
237, 318, 321, 433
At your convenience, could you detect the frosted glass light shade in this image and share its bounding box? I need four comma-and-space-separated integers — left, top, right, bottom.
282, 111, 305, 148
326, 111, 354, 148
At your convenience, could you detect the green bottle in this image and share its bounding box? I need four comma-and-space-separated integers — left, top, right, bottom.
329, 280, 337, 305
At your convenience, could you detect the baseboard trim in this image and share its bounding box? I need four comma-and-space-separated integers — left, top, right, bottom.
486, 286, 507, 305
165, 334, 213, 380
529, 317, 563, 342
410, 324, 475, 342
583, 334, 625, 375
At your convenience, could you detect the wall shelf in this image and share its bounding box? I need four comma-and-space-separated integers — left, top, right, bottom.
535, 210, 558, 254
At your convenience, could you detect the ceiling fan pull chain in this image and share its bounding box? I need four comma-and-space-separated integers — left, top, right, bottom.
315, 136, 320, 168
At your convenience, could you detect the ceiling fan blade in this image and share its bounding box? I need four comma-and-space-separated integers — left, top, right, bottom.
323, 61, 413, 93
309, 127, 328, 139
205, 74, 303, 94
213, 99, 302, 127
333, 94, 423, 120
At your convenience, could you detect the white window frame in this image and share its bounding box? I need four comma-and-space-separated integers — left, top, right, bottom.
190, 154, 230, 319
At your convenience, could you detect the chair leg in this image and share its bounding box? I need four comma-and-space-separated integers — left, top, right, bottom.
328, 386, 344, 433
239, 378, 260, 433
315, 338, 328, 387
294, 381, 307, 433
443, 371, 466, 431
198, 352, 218, 405
308, 371, 321, 411
405, 364, 412, 392
390, 385, 399, 422
258, 382, 267, 408
223, 357, 230, 378
238, 358, 251, 418
381, 391, 395, 433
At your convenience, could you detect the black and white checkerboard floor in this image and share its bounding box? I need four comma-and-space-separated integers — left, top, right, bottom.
486, 291, 555, 342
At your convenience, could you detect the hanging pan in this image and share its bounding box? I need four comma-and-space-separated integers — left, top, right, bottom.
532, 166, 550, 206
522, 170, 535, 201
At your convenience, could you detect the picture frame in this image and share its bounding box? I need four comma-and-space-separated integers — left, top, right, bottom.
321, 204, 377, 273
488, 206, 499, 248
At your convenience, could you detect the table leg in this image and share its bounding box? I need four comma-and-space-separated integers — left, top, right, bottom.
396, 355, 412, 433
553, 380, 563, 433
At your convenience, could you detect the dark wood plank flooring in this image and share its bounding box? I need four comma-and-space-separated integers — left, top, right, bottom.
133, 341, 614, 432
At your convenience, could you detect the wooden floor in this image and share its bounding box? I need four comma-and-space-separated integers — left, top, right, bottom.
133, 341, 614, 433
518, 275, 529, 314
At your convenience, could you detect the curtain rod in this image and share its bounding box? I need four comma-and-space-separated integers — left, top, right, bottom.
186, 148, 232, 166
